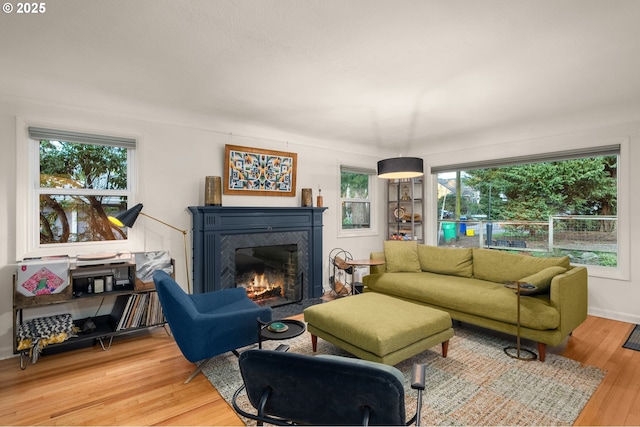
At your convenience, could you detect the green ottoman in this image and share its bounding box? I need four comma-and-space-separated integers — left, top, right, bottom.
304, 292, 453, 365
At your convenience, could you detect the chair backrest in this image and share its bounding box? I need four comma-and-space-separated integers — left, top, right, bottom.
153, 271, 201, 357
236, 349, 407, 425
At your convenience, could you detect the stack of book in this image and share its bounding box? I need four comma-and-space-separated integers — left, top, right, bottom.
112, 292, 165, 331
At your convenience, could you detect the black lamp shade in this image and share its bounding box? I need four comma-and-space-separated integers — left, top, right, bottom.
109, 203, 143, 228
377, 157, 424, 179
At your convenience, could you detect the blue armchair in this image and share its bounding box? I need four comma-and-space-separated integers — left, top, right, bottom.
153, 270, 272, 383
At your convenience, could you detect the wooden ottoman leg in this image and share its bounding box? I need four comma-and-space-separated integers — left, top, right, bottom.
441, 340, 449, 358
311, 334, 318, 352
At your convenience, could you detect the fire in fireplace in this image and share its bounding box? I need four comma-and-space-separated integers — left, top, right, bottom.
235, 244, 301, 308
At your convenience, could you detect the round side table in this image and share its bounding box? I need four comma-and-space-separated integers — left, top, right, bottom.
258, 319, 306, 349
344, 259, 385, 295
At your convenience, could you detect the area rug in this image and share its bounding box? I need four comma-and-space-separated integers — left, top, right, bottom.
202, 326, 605, 426
622, 324, 640, 351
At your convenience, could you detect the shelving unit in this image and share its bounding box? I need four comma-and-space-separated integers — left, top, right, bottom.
387, 178, 423, 242
13, 259, 171, 369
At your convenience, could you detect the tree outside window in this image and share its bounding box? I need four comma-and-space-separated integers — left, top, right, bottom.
436, 155, 618, 267
340, 168, 373, 230
38, 139, 131, 244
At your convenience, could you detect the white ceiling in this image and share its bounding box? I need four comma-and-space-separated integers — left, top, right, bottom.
2, 0, 640, 152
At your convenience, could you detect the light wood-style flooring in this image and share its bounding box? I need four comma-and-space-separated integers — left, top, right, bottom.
0, 314, 639, 426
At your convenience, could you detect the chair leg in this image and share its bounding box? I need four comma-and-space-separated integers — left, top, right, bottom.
184, 357, 215, 384
311, 334, 318, 352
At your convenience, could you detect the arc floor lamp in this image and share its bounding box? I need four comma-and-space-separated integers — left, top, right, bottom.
109, 203, 191, 294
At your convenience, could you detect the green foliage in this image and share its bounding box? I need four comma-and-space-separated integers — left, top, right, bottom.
340, 171, 369, 199
40, 140, 127, 190
39, 140, 128, 244
462, 156, 617, 221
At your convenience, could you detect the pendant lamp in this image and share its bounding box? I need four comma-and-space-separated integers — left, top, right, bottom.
109, 203, 191, 293
377, 156, 424, 179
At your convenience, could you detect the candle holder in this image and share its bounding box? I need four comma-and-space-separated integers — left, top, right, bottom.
302, 188, 313, 207
205, 176, 222, 206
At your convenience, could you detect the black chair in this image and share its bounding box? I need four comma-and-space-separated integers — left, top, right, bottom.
232, 349, 426, 426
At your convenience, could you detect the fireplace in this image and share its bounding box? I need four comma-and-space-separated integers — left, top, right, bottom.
235, 244, 301, 307
188, 206, 327, 299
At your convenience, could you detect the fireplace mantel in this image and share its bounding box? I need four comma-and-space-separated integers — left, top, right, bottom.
188, 206, 328, 296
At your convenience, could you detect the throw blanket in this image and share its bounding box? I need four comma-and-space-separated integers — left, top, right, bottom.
17, 314, 77, 363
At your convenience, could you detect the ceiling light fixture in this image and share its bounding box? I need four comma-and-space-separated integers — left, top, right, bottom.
377, 156, 424, 179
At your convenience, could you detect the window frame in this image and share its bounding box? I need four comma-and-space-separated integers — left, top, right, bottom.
338, 165, 377, 238
16, 119, 137, 259
425, 138, 629, 281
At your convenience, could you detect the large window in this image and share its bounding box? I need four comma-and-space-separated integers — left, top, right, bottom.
433, 146, 619, 268
340, 166, 375, 234
29, 127, 135, 246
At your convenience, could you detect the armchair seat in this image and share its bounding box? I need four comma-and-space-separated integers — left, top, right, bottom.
153, 271, 272, 383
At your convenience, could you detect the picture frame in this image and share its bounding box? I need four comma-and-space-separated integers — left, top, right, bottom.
224, 144, 297, 197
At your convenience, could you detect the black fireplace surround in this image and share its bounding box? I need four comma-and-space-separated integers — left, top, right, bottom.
188, 206, 327, 298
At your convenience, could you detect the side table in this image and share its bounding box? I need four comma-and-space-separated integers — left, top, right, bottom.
504, 281, 537, 361
344, 259, 385, 295
258, 319, 306, 350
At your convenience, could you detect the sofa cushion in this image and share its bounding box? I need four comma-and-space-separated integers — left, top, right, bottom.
418, 245, 473, 277
383, 240, 421, 273
366, 272, 560, 330
472, 248, 571, 284
518, 266, 567, 295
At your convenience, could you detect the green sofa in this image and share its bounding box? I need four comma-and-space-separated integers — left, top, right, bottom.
362, 241, 588, 361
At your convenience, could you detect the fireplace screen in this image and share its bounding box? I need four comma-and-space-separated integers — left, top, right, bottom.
235, 244, 301, 308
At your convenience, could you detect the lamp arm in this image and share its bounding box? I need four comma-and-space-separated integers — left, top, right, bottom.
139, 212, 192, 294
140, 212, 187, 235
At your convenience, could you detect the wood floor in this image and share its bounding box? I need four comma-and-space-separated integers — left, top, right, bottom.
1, 314, 639, 426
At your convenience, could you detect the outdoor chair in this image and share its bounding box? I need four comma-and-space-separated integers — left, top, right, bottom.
153, 271, 272, 383
232, 349, 426, 426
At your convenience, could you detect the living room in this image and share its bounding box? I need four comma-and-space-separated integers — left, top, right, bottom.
1, 1, 640, 425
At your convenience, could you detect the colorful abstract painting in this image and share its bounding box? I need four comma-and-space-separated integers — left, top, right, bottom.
224, 145, 297, 196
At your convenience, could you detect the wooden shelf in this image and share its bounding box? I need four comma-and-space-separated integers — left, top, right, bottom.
12, 259, 172, 367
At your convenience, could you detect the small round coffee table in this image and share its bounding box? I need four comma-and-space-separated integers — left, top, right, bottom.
344, 259, 386, 295
258, 319, 306, 349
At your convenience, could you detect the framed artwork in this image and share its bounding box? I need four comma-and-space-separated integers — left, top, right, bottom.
224, 144, 297, 196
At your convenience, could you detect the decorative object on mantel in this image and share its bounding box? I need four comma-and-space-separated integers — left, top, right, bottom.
377, 156, 423, 179
108, 203, 192, 293
204, 176, 222, 206
224, 144, 297, 196
301, 188, 313, 207
316, 188, 323, 207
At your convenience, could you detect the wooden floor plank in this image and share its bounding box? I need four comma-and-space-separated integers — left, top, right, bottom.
0, 314, 638, 426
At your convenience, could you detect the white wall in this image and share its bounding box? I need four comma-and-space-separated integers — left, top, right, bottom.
0, 97, 385, 359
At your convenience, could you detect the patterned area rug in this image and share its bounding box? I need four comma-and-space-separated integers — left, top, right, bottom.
203, 326, 605, 426
622, 324, 640, 351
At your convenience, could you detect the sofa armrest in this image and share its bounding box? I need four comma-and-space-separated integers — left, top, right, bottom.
549, 265, 588, 335
369, 252, 386, 275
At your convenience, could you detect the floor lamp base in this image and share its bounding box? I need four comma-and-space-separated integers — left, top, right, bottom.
504, 346, 537, 361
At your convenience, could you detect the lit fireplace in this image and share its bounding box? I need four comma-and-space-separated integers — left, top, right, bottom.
244, 274, 283, 301
235, 244, 300, 308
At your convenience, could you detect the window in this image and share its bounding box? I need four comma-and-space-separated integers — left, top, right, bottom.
340, 166, 375, 235
29, 127, 135, 246
432, 146, 620, 269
